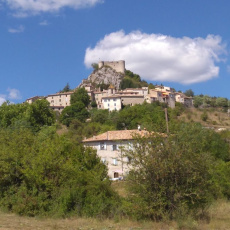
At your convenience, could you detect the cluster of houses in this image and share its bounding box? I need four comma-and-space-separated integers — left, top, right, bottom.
26, 84, 193, 112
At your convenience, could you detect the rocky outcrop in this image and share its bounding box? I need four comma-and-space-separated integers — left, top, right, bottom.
78, 66, 124, 89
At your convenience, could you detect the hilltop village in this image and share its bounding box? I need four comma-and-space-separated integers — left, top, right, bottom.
26, 60, 193, 112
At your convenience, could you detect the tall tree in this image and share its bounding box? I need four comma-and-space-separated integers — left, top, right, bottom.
60, 83, 71, 92
184, 89, 194, 97
71, 88, 90, 107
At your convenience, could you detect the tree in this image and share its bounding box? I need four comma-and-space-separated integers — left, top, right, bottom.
0, 128, 118, 217
193, 96, 203, 108
71, 88, 90, 107
91, 63, 99, 70
124, 123, 227, 220
0, 100, 55, 130
216, 97, 228, 108
184, 89, 194, 97
60, 102, 89, 126
26, 99, 55, 130
60, 83, 71, 92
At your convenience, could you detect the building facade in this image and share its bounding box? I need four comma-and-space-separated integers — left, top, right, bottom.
83, 129, 149, 179
46, 92, 73, 112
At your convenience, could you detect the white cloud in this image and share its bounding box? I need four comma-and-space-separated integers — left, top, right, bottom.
39, 20, 49, 26
84, 30, 226, 84
8, 25, 24, 33
7, 88, 21, 100
2, 0, 103, 15
0, 95, 6, 105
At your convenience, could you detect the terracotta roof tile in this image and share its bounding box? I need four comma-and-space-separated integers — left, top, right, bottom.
82, 129, 150, 142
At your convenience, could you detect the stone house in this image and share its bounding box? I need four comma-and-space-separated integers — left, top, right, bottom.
146, 89, 175, 108
122, 87, 148, 96
46, 92, 73, 112
175, 93, 193, 107
26, 96, 44, 104
83, 129, 149, 179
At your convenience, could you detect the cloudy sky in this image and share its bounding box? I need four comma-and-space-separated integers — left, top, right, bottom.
0, 0, 230, 104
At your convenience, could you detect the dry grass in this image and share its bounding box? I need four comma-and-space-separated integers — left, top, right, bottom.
0, 211, 176, 230
179, 108, 230, 130
1, 200, 230, 229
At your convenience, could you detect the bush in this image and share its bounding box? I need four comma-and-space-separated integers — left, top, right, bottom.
0, 128, 119, 217
124, 124, 228, 220
201, 111, 208, 121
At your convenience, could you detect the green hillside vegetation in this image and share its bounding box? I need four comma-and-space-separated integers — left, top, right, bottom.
0, 84, 230, 226
120, 70, 149, 89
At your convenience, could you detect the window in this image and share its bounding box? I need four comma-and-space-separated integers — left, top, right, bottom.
112, 144, 117, 151
114, 172, 119, 178
104, 99, 107, 102
100, 142, 105, 150
114, 103, 116, 107
108, 99, 110, 102
113, 99, 116, 101
59, 99, 61, 102
108, 103, 110, 107
112, 158, 118, 166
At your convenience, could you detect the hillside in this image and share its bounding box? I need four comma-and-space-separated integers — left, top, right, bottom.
178, 107, 230, 131
78, 66, 124, 89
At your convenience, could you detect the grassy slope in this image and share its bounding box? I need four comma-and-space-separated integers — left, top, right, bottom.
0, 199, 230, 229
178, 107, 230, 130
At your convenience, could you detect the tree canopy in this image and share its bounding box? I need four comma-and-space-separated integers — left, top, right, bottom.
71, 88, 90, 107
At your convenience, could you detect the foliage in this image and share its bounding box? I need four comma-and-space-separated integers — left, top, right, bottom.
148, 83, 155, 90
194, 95, 229, 109
60, 102, 89, 126
26, 99, 55, 131
90, 109, 109, 124
0, 100, 55, 131
201, 110, 208, 121
91, 63, 99, 70
184, 89, 194, 97
125, 70, 141, 81
124, 123, 229, 220
115, 103, 166, 132
120, 70, 148, 89
90, 101, 97, 108
0, 128, 119, 217
60, 83, 71, 93
193, 96, 203, 108
216, 97, 228, 108
70, 88, 90, 107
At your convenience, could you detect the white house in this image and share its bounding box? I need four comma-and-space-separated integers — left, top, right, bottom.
101, 95, 122, 111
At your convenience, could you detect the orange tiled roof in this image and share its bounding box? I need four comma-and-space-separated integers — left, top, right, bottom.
82, 129, 150, 142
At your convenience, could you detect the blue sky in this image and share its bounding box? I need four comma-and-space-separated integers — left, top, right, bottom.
0, 0, 230, 104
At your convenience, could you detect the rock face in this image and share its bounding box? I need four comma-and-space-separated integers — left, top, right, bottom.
79, 66, 124, 89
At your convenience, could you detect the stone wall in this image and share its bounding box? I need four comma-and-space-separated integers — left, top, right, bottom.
98, 60, 125, 74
